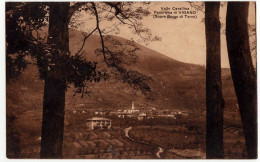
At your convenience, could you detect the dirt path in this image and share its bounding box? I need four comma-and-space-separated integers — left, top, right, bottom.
156, 147, 164, 158
124, 127, 164, 158
167, 148, 206, 159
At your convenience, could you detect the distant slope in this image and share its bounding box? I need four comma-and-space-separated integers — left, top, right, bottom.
7, 28, 238, 116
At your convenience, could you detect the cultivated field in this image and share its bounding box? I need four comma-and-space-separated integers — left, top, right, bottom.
127, 111, 247, 159
10, 107, 247, 159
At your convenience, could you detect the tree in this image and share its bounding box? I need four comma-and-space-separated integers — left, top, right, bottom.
6, 3, 48, 158
205, 2, 224, 158
226, 2, 257, 159
40, 3, 70, 158
6, 2, 48, 80
6, 2, 154, 158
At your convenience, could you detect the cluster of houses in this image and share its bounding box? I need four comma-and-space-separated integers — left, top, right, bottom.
109, 102, 150, 120
83, 102, 190, 130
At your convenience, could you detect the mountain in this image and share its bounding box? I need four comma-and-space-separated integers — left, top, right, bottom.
6, 28, 238, 116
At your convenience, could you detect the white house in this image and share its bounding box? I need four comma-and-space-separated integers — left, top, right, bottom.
86, 117, 111, 130
137, 113, 147, 120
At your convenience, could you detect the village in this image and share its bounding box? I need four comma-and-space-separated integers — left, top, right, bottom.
61, 101, 207, 159
69, 102, 190, 130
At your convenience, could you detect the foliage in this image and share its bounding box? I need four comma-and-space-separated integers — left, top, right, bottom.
6, 2, 47, 80
70, 2, 157, 94
95, 36, 152, 94
6, 2, 156, 95
6, 2, 156, 158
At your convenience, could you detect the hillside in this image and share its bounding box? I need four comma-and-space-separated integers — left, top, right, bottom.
7, 28, 238, 114
6, 28, 243, 158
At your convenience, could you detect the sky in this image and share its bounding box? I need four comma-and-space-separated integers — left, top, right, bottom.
73, 1, 256, 68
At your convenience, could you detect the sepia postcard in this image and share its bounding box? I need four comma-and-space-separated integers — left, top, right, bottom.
5, 1, 257, 159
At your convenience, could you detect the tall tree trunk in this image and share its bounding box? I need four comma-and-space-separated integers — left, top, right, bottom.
40, 2, 70, 158
226, 2, 257, 159
205, 2, 224, 159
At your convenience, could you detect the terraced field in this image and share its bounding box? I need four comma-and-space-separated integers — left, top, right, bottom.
13, 109, 158, 159
62, 130, 156, 159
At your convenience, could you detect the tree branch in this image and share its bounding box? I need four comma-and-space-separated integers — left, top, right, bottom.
91, 2, 110, 67
187, 1, 205, 13
68, 2, 87, 21
104, 2, 128, 19
104, 2, 138, 30
102, 22, 123, 35
75, 28, 97, 55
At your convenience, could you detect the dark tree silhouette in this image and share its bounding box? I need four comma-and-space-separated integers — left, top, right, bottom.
205, 2, 224, 159
6, 114, 20, 158
6, 2, 48, 80
6, 2, 154, 158
6, 2, 48, 158
40, 3, 70, 158
226, 2, 257, 159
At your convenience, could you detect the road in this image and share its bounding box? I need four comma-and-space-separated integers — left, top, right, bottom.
124, 127, 164, 158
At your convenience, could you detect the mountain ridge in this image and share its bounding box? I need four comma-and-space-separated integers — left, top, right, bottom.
7, 28, 237, 116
